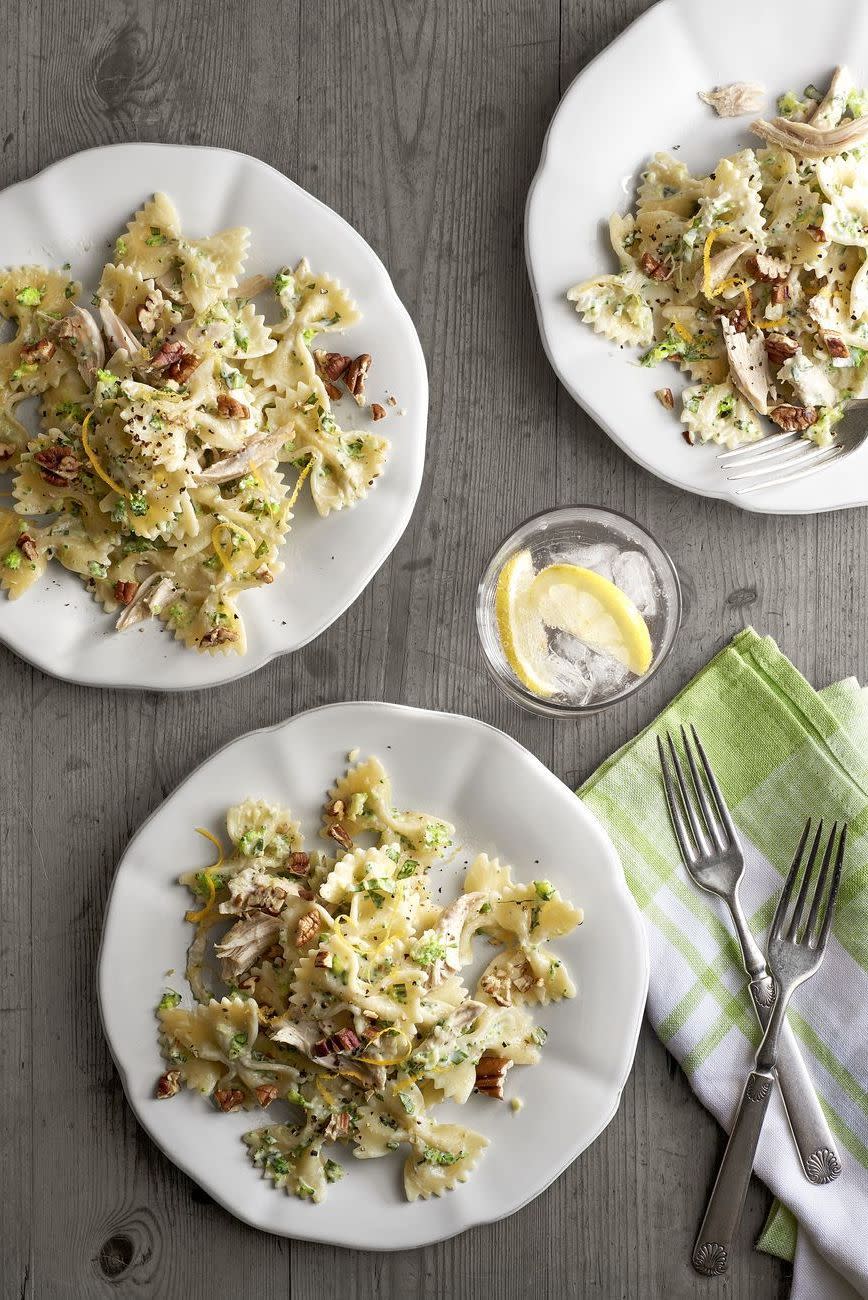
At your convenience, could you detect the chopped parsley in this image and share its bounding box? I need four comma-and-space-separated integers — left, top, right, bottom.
88, 561, 108, 578
396, 859, 419, 879
421, 1146, 464, 1167
233, 325, 249, 353
145, 226, 168, 246
273, 268, 294, 297
115, 236, 128, 259
411, 935, 447, 968
228, 1031, 248, 1059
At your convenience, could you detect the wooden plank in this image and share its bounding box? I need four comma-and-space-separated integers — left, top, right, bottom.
0, 0, 825, 1293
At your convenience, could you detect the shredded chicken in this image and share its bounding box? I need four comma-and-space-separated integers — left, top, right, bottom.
751, 112, 868, 160
699, 82, 766, 118
721, 317, 773, 414
214, 910, 283, 981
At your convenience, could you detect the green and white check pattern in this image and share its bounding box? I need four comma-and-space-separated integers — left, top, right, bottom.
580, 629, 868, 1300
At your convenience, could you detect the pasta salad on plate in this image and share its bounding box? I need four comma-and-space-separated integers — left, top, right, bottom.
568, 66, 868, 451
0, 192, 388, 655
155, 753, 582, 1205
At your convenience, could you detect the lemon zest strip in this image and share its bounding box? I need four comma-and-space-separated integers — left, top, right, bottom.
81, 411, 126, 496
287, 458, 312, 509
671, 320, 695, 345
184, 827, 225, 923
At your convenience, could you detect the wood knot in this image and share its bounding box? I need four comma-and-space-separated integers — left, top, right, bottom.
93, 25, 148, 112
727, 587, 757, 608
98, 1234, 134, 1280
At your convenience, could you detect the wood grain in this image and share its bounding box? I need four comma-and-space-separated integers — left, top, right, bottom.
0, 0, 806, 1294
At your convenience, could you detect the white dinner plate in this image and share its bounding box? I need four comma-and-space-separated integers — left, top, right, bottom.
0, 144, 427, 688
526, 0, 868, 514
98, 702, 649, 1250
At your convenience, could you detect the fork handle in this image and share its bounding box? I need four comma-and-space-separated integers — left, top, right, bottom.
692, 1069, 775, 1276
748, 976, 842, 1184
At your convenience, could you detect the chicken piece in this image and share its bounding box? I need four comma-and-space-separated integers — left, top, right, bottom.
751, 112, 868, 160
214, 910, 283, 982
721, 317, 772, 414
699, 82, 766, 118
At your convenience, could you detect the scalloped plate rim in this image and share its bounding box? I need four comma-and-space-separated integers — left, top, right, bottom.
97, 701, 649, 1249
0, 143, 428, 689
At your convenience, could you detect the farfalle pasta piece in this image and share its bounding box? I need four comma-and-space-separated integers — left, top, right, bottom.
681, 381, 764, 449
566, 269, 655, 347
403, 1122, 488, 1201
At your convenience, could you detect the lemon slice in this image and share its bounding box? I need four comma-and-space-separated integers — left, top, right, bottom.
529, 564, 653, 676
495, 549, 555, 697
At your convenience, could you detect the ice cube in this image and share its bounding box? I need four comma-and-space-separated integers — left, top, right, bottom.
549, 630, 630, 703
566, 542, 620, 580
612, 550, 658, 616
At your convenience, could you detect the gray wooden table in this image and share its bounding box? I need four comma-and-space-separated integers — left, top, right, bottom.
7, 0, 842, 1294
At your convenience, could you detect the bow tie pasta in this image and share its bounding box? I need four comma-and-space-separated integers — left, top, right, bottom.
0, 193, 390, 654
155, 753, 583, 1205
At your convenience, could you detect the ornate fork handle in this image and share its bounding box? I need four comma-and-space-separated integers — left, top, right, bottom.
693, 1069, 775, 1276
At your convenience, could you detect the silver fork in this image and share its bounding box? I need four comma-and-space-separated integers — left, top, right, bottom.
692, 818, 846, 1276
658, 727, 842, 1185
717, 400, 868, 494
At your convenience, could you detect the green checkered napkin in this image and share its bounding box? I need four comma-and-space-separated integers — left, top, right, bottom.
580, 629, 868, 1299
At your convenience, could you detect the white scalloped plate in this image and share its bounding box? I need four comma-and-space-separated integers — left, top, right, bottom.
0, 144, 427, 688
98, 703, 649, 1249
526, 0, 868, 514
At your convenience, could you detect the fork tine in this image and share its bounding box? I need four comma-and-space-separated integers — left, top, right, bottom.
803, 823, 839, 944
770, 818, 812, 943
666, 732, 709, 854
726, 443, 829, 481
657, 735, 697, 864
786, 821, 825, 941
816, 825, 847, 953
680, 726, 727, 852
734, 446, 846, 495
717, 430, 800, 462
689, 726, 738, 847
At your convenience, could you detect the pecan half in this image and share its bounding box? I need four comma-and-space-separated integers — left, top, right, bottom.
20, 338, 56, 365
807, 225, 827, 244
325, 799, 345, 818
370, 402, 387, 421
682, 428, 696, 445
295, 910, 322, 948
764, 332, 799, 366
745, 252, 790, 282
324, 380, 342, 401
479, 969, 512, 1007
324, 1111, 351, 1140
314, 1027, 361, 1057
821, 330, 849, 360
17, 533, 38, 562
255, 1085, 279, 1107
287, 851, 311, 877
34, 445, 81, 486
217, 393, 250, 419
654, 387, 674, 410
113, 580, 138, 605
0, 442, 15, 462
344, 353, 372, 405
213, 1088, 246, 1113
254, 566, 274, 584
769, 404, 817, 431
313, 349, 351, 383
314, 948, 333, 969
164, 352, 200, 383
771, 281, 790, 305
150, 339, 187, 370
155, 1070, 182, 1099
640, 251, 673, 281
474, 1055, 512, 1100
326, 823, 353, 852
199, 627, 236, 648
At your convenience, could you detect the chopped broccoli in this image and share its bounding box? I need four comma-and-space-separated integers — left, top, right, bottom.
421, 1146, 464, 1167
15, 285, 43, 307
533, 879, 555, 900
128, 491, 149, 517
3, 548, 22, 571
158, 990, 182, 1010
